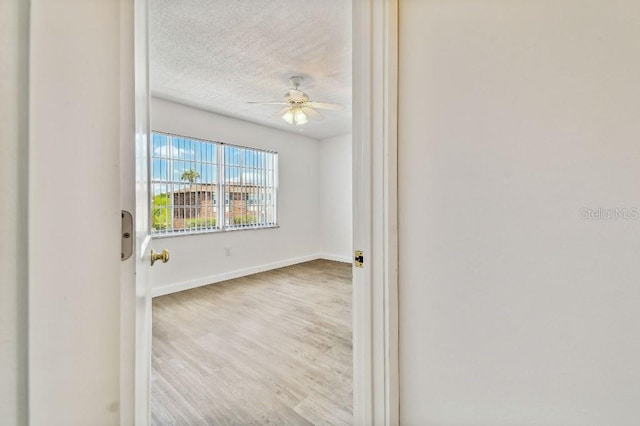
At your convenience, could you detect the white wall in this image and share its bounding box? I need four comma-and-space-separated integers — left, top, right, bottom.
0, 0, 28, 423
150, 98, 323, 295
399, 1, 640, 425
319, 134, 352, 261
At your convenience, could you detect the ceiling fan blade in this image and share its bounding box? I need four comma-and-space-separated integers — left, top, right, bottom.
305, 101, 344, 110
271, 107, 291, 119
247, 101, 289, 105
301, 107, 324, 121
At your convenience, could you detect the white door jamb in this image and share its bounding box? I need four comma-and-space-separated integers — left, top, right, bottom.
352, 0, 399, 424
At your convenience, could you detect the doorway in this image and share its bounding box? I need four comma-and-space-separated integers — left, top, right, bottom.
132, 1, 398, 425
144, 1, 354, 423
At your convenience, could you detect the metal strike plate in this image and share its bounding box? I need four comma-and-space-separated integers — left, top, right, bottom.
121, 210, 133, 261
354, 250, 364, 268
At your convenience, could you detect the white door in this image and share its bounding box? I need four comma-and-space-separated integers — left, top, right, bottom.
134, 0, 154, 424
29, 0, 124, 423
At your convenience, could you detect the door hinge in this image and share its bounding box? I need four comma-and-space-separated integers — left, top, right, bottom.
121, 210, 133, 261
354, 250, 364, 268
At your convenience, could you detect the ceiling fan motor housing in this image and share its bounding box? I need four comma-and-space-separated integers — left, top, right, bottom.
285, 90, 309, 104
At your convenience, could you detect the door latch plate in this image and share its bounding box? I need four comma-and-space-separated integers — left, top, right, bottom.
354, 250, 364, 268
121, 210, 133, 261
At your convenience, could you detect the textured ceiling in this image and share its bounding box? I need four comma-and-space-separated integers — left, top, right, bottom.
150, 0, 352, 140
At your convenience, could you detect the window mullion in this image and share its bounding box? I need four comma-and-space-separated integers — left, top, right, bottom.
272, 154, 278, 225
239, 147, 244, 227
262, 153, 267, 226
217, 144, 225, 231
168, 135, 174, 233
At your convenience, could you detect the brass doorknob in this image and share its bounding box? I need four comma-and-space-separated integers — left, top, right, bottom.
150, 249, 170, 266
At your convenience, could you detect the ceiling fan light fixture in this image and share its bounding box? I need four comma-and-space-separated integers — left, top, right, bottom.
281, 107, 308, 126
282, 109, 294, 125
294, 108, 308, 125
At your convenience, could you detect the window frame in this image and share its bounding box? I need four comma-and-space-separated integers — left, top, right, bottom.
150, 131, 279, 238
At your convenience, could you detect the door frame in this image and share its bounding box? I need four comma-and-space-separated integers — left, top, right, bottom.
352, 0, 399, 424
128, 0, 399, 424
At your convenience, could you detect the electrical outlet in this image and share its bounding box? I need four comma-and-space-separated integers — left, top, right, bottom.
224, 247, 231, 256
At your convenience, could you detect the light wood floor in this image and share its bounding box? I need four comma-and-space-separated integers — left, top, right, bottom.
151, 259, 353, 425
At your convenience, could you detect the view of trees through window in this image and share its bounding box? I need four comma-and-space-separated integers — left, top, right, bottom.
151, 132, 278, 236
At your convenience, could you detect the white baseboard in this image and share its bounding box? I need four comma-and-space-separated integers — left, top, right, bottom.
152, 253, 352, 297
317, 253, 352, 263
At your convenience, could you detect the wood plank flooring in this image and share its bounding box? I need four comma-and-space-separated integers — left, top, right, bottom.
151, 260, 353, 425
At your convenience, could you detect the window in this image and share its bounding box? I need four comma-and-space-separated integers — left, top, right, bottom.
151, 132, 278, 236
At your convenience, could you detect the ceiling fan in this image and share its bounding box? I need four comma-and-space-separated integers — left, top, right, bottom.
248, 76, 343, 126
